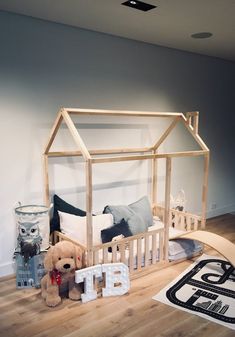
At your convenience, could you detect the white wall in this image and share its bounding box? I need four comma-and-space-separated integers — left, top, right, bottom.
0, 11, 234, 276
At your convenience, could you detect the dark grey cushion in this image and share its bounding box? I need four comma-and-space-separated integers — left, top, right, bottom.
101, 218, 132, 244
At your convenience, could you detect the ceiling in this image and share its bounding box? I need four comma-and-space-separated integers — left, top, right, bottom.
0, 0, 235, 62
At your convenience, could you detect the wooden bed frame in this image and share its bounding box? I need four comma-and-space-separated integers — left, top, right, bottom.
43, 108, 210, 276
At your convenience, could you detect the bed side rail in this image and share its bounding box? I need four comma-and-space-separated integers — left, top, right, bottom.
91, 227, 165, 274
153, 204, 202, 231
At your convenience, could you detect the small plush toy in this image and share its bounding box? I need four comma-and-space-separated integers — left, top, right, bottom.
41, 241, 85, 307
16, 221, 42, 263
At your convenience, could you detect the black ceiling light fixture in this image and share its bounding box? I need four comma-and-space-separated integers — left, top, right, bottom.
122, 1, 157, 12
191, 32, 213, 39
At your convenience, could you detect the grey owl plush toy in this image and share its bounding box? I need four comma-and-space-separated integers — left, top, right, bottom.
17, 221, 42, 264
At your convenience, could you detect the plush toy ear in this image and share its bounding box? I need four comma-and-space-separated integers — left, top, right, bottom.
44, 246, 54, 271
74, 245, 85, 269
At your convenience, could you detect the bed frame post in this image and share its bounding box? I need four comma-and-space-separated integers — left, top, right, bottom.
201, 153, 210, 228
186, 111, 199, 135
86, 159, 93, 266
164, 157, 172, 260
43, 109, 64, 207
43, 154, 50, 207
151, 149, 157, 213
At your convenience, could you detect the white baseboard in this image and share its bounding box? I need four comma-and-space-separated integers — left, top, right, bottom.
206, 203, 235, 219
0, 261, 16, 278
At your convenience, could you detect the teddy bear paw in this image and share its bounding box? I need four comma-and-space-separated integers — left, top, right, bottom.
69, 291, 81, 301
46, 295, 61, 307
41, 290, 47, 299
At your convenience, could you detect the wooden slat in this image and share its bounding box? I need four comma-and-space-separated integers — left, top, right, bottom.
137, 238, 142, 270
92, 228, 162, 251
193, 218, 199, 231
44, 109, 63, 154
112, 244, 118, 263
42, 154, 50, 207
201, 153, 210, 228
152, 118, 179, 150
186, 111, 199, 135
129, 240, 134, 272
159, 231, 164, 261
91, 150, 207, 164
180, 214, 185, 230
186, 214, 191, 231
151, 233, 157, 264
187, 116, 192, 126
65, 108, 184, 118
103, 247, 108, 264
61, 109, 91, 160
164, 158, 171, 260
174, 211, 179, 228
47, 146, 151, 157
53, 231, 59, 244
93, 250, 99, 265
151, 149, 157, 208
144, 234, 150, 267
120, 243, 126, 264
47, 150, 82, 157
182, 117, 209, 151
193, 115, 199, 135
86, 159, 93, 266
157, 205, 202, 228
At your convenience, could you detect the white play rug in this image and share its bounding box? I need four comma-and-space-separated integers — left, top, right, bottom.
152, 255, 235, 330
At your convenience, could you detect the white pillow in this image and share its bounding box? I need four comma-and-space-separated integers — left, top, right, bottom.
58, 211, 113, 246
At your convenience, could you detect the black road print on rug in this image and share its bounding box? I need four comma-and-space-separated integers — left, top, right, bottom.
166, 259, 235, 324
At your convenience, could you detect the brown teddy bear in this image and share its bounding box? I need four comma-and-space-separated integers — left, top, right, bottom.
41, 241, 85, 307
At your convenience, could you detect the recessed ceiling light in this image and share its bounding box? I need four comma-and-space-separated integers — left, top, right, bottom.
122, 0, 157, 12
191, 32, 213, 39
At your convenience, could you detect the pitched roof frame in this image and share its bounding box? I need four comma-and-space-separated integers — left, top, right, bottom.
43, 108, 209, 263
44, 108, 209, 160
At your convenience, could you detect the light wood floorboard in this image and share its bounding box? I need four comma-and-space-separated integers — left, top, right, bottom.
0, 214, 234, 337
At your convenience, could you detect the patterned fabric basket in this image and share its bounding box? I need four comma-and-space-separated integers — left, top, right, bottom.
15, 204, 50, 252
14, 204, 50, 288
15, 253, 46, 288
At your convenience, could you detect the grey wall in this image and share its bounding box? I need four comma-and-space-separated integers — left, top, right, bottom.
0, 11, 234, 276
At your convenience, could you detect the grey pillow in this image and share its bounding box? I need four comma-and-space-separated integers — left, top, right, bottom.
129, 196, 153, 228
103, 196, 153, 235
126, 213, 146, 235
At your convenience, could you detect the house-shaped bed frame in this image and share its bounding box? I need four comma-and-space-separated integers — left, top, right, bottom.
43, 108, 210, 275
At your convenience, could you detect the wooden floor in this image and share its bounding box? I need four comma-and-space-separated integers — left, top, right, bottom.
1, 214, 235, 337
